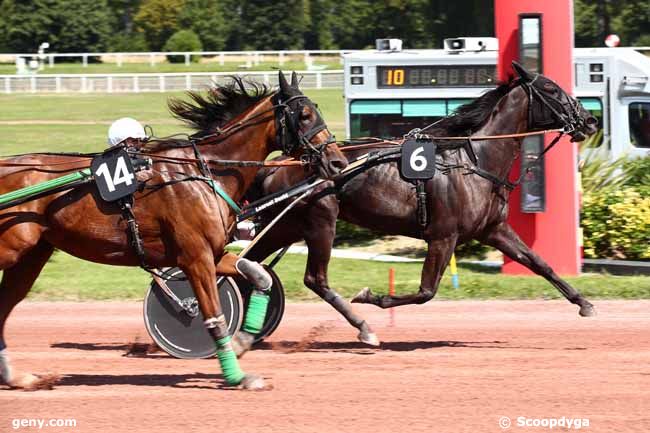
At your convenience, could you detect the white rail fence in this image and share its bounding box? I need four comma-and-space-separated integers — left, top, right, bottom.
0, 50, 356, 68
0, 70, 344, 94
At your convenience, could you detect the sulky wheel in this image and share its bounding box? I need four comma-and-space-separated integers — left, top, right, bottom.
144, 268, 244, 359
237, 265, 286, 343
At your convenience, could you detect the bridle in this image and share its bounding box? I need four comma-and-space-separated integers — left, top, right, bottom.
521, 75, 585, 140
272, 93, 336, 165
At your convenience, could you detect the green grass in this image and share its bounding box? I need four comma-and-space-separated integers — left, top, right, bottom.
0, 60, 341, 75
28, 250, 650, 301
0, 88, 345, 154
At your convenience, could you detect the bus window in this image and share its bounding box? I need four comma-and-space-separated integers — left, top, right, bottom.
629, 102, 650, 149
349, 99, 475, 139
577, 97, 603, 147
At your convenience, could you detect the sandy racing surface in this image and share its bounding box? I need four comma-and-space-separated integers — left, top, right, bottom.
1, 300, 649, 433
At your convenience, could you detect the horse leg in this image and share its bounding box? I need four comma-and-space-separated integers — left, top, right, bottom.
482, 222, 595, 316
0, 240, 54, 389
302, 215, 380, 346
179, 251, 265, 390
215, 252, 273, 358
352, 237, 457, 308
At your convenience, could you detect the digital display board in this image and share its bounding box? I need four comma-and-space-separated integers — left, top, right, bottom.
377, 65, 496, 88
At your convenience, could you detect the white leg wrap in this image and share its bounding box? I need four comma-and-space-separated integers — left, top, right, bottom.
0, 349, 12, 383
235, 258, 272, 291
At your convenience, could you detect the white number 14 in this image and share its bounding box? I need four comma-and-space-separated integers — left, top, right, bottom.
95, 157, 135, 192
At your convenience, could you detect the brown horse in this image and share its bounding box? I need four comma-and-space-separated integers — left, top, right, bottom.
0, 71, 346, 390
244, 62, 599, 345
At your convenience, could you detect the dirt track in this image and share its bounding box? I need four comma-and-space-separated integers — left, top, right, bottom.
1, 300, 649, 433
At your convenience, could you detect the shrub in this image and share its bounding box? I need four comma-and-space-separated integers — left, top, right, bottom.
582, 187, 650, 260
108, 33, 150, 52
163, 30, 202, 63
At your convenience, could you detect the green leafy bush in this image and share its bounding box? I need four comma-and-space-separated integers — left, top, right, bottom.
163, 30, 202, 63
582, 187, 650, 260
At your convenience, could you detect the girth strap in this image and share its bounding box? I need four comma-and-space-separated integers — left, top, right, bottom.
118, 196, 147, 268
414, 180, 428, 231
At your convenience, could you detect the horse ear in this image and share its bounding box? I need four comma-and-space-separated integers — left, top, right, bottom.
278, 71, 290, 94
291, 71, 299, 88
512, 61, 534, 82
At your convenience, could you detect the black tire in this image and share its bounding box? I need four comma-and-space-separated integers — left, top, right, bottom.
237, 265, 286, 343
143, 268, 243, 359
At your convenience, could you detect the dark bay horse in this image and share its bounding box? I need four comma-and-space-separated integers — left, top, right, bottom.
244, 62, 599, 345
0, 72, 346, 390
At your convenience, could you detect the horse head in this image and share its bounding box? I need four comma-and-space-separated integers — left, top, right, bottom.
273, 70, 347, 178
512, 61, 599, 142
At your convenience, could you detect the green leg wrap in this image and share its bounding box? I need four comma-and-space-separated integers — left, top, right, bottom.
242, 292, 270, 335
216, 336, 246, 385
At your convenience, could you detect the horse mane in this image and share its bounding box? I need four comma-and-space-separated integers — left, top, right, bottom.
140, 76, 275, 152
433, 79, 516, 135
168, 76, 274, 133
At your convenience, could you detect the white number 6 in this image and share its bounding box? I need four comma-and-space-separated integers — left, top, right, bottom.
409, 146, 427, 172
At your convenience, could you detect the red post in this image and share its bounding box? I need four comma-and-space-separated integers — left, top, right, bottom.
495, 0, 580, 275
388, 268, 395, 326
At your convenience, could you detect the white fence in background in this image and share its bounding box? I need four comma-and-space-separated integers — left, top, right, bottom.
0, 50, 356, 68
0, 70, 344, 94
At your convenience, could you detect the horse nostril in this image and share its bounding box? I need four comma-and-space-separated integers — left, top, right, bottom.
586, 116, 598, 125
329, 158, 346, 173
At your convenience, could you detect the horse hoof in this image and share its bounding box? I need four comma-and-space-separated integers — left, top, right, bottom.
351, 287, 372, 304
358, 331, 380, 347
579, 304, 596, 317
232, 332, 255, 358
240, 374, 269, 391
8, 373, 56, 391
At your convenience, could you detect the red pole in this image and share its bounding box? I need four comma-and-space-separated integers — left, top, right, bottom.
388, 268, 395, 326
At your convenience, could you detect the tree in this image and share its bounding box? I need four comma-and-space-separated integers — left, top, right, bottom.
239, 0, 306, 50
134, 0, 186, 51
0, 0, 112, 53
178, 0, 228, 51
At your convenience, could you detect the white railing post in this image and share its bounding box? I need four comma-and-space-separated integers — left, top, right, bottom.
48, 55, 54, 68
4, 77, 10, 94
81, 76, 87, 93
150, 53, 155, 67
219, 53, 225, 66
185, 74, 191, 90
304, 51, 310, 66
279, 52, 285, 66
184, 54, 190, 66
29, 76, 36, 93
107, 76, 113, 93
56, 76, 62, 93
83, 55, 88, 67
134, 75, 140, 93
316, 72, 322, 89
117, 54, 123, 67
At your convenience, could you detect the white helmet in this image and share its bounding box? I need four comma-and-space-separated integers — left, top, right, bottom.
107, 117, 146, 147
